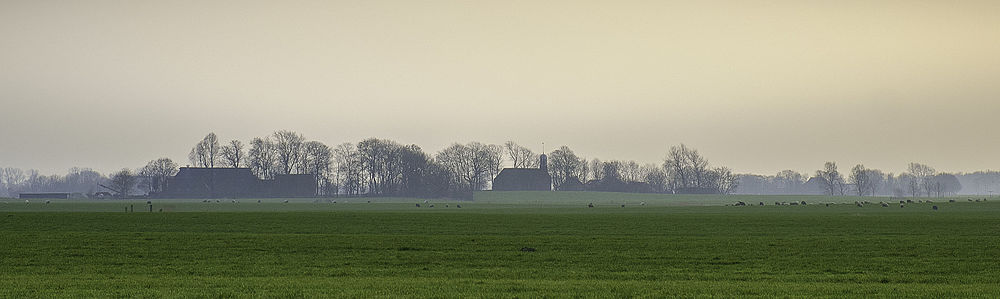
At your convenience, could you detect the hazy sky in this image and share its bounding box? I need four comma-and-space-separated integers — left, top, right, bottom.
2, 0, 999, 176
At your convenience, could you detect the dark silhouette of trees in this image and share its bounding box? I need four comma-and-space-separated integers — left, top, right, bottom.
220, 140, 246, 168
504, 141, 538, 168
189, 133, 220, 168
108, 168, 137, 199
139, 158, 178, 194
547, 146, 583, 190
815, 162, 845, 196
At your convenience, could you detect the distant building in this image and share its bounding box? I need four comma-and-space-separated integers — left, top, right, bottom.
19, 193, 70, 199
161, 167, 316, 198
492, 155, 552, 191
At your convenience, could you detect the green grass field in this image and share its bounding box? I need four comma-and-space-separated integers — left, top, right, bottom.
1, 192, 999, 297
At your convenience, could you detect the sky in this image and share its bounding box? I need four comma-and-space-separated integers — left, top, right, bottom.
2, 0, 999, 176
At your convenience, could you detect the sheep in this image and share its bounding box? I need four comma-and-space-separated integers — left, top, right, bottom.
423, 200, 429, 204
900, 204, 905, 208
147, 200, 152, 205
800, 201, 807, 205
881, 202, 889, 208
367, 200, 371, 204
968, 198, 973, 202
975, 199, 981, 202
45, 200, 51, 204
429, 204, 435, 208
790, 202, 799, 206
25, 200, 29, 204
588, 203, 594, 208
949, 199, 956, 203
906, 199, 913, 203
640, 202, 646, 206
759, 202, 764, 206
258, 200, 262, 204
415, 203, 421, 207
283, 200, 289, 204
456, 204, 461, 208
932, 205, 939, 210
621, 204, 625, 208
445, 204, 449, 208
856, 202, 863, 208
825, 203, 830, 207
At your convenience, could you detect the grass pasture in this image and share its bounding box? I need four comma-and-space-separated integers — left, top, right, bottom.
1, 192, 999, 297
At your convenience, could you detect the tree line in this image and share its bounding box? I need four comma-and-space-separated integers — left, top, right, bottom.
1, 130, 992, 198
736, 162, 965, 197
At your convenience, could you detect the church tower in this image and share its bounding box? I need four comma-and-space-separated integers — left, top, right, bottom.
539, 154, 548, 172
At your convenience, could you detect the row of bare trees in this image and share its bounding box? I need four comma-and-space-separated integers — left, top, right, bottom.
736, 162, 963, 197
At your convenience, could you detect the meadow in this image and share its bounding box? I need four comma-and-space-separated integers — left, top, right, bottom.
1, 192, 999, 297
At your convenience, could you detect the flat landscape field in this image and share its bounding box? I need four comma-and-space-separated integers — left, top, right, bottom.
1, 192, 999, 297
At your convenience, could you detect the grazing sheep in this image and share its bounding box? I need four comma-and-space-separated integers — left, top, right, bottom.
899, 200, 906, 204
825, 203, 830, 207
933, 205, 939, 210
333, 200, 337, 204
25, 200, 29, 204
759, 202, 764, 206
367, 201, 371, 203
775, 202, 781, 206
415, 203, 421, 207
446, 204, 449, 208
906, 200, 913, 203
423, 200, 429, 204
734, 201, 746, 206
790, 202, 799, 206
45, 200, 51, 204
429, 204, 435, 208
949, 199, 956, 203
283, 200, 289, 204
856, 203, 863, 207
258, 200, 262, 204
588, 203, 594, 208
800, 201, 807, 205
968, 198, 973, 202
621, 204, 625, 208
881, 202, 889, 207
900, 204, 905, 208
640, 202, 646, 206
456, 204, 461, 208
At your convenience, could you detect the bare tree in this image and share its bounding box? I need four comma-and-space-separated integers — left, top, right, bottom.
299, 141, 333, 195
272, 130, 305, 175
849, 164, 869, 196
247, 137, 278, 179
220, 140, 246, 168
713, 167, 739, 194
815, 162, 845, 196
589, 158, 603, 183
503, 141, 538, 168
907, 162, 936, 197
139, 158, 178, 194
865, 169, 886, 196
189, 132, 220, 168
108, 168, 137, 199
547, 146, 583, 190
333, 142, 362, 195
1, 167, 25, 196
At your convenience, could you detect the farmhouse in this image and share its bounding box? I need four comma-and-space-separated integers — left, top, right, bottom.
161, 167, 316, 198
492, 154, 552, 191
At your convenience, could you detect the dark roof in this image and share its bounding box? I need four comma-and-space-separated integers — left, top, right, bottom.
493, 168, 551, 191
